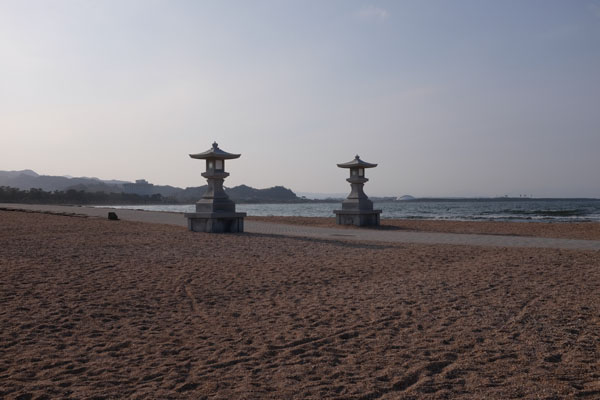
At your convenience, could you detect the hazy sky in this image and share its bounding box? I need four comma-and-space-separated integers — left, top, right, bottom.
1, 1, 599, 197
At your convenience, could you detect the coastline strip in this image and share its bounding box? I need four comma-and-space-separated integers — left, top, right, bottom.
1, 203, 600, 250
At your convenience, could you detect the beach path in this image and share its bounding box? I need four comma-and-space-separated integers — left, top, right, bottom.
1, 203, 599, 250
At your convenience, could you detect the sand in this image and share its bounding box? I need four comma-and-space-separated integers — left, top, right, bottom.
1, 209, 600, 399
247, 216, 600, 241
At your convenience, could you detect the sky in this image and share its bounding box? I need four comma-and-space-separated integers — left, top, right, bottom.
1, 0, 600, 198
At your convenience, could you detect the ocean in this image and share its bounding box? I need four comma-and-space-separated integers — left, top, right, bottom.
107, 198, 600, 222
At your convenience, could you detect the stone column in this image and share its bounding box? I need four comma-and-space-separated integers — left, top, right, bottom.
184, 142, 246, 233
333, 155, 382, 226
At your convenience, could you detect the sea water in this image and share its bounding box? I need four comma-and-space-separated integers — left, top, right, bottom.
106, 199, 600, 222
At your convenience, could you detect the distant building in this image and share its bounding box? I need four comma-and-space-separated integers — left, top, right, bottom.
123, 179, 154, 196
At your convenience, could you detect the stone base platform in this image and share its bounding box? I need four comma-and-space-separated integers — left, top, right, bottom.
184, 212, 246, 233
334, 209, 382, 227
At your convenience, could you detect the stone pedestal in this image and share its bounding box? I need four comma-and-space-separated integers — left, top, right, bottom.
184, 212, 246, 233
334, 209, 381, 226
185, 171, 246, 233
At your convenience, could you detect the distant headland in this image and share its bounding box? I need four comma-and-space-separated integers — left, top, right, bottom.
0, 169, 314, 205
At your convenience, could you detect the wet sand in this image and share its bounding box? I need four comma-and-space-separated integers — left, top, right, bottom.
1, 210, 600, 399
248, 216, 600, 241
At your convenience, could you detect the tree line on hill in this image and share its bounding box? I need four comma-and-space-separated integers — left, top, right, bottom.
0, 187, 166, 205
0, 185, 311, 205
0, 170, 308, 204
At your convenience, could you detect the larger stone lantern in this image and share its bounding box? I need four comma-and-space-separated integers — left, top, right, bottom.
184, 142, 246, 233
333, 155, 382, 226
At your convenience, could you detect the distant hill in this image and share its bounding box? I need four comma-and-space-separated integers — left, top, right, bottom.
171, 186, 208, 203
122, 179, 181, 197
397, 195, 416, 201
226, 185, 299, 203
65, 182, 124, 194
0, 170, 122, 192
0, 169, 39, 179
0, 169, 305, 204
168, 185, 302, 203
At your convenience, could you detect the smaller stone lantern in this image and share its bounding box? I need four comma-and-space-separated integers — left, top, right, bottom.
333, 155, 382, 226
184, 142, 246, 233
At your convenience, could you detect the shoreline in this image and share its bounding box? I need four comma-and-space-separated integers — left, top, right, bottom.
65, 198, 600, 224
2, 203, 600, 241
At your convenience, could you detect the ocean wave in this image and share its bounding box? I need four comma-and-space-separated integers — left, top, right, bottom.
482, 209, 591, 217
103, 200, 600, 222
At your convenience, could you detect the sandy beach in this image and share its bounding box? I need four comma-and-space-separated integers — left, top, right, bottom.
1, 209, 600, 399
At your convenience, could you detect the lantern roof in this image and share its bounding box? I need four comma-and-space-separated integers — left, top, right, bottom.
337, 155, 377, 169
189, 142, 241, 160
